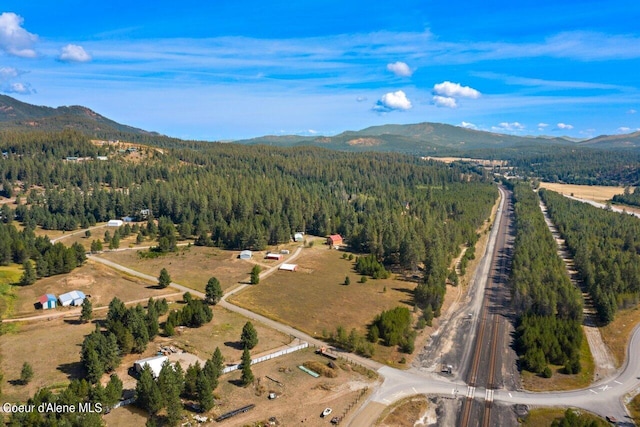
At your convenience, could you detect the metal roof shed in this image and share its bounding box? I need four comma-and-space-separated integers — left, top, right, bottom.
239, 250, 252, 259
38, 294, 57, 310
134, 355, 169, 378
59, 290, 86, 307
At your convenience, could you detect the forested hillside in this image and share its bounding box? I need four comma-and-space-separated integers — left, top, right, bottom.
540, 189, 640, 323
510, 184, 583, 375
0, 130, 498, 298
612, 186, 640, 207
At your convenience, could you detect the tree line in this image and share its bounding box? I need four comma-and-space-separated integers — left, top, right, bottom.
510, 184, 583, 376
540, 188, 640, 323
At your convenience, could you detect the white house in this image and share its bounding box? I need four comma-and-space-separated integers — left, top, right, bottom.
107, 219, 124, 227
134, 355, 168, 378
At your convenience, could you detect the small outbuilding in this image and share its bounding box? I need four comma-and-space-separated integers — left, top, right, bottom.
38, 294, 57, 310
265, 253, 283, 261
294, 233, 304, 242
59, 290, 86, 307
279, 264, 298, 272
134, 355, 168, 378
327, 234, 343, 246
239, 250, 253, 260
107, 219, 124, 227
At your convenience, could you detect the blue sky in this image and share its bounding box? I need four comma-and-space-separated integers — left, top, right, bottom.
1, 1, 639, 140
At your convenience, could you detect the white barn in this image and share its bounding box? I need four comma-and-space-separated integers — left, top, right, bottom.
279, 263, 298, 272
107, 219, 124, 227
58, 290, 86, 307
134, 355, 168, 378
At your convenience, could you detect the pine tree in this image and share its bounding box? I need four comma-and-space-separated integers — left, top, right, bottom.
158, 268, 171, 288
250, 265, 261, 285
241, 348, 254, 386
104, 374, 123, 408
19, 260, 36, 286
240, 321, 258, 350
196, 370, 214, 412
80, 298, 93, 323
20, 362, 33, 385
136, 365, 163, 415
205, 277, 223, 305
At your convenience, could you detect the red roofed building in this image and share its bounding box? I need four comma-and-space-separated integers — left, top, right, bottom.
327, 234, 343, 246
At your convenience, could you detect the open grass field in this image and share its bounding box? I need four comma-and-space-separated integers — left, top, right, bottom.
0, 317, 95, 402
9, 260, 176, 318
539, 182, 625, 203
600, 305, 640, 368
100, 246, 253, 292
97, 245, 290, 292
0, 264, 21, 319
229, 245, 419, 364
521, 408, 608, 426
521, 331, 594, 391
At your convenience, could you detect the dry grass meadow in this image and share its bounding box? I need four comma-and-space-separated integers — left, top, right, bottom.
601, 305, 640, 368
539, 182, 625, 203
97, 245, 284, 292
0, 317, 95, 402
229, 244, 425, 366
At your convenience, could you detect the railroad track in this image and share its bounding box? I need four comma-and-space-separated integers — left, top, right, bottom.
460, 188, 511, 427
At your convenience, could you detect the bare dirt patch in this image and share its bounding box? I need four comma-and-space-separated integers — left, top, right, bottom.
210, 348, 374, 427
0, 317, 95, 402
376, 395, 433, 426
9, 260, 175, 318
539, 182, 625, 203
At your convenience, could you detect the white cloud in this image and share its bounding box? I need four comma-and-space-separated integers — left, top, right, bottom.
374, 90, 412, 112
5, 82, 35, 94
0, 12, 37, 58
356, 96, 367, 102
433, 81, 481, 99
386, 61, 413, 77
432, 95, 457, 108
492, 122, 525, 132
617, 127, 631, 133
58, 44, 91, 62
629, 109, 637, 114
460, 121, 477, 129
556, 122, 574, 130
537, 123, 549, 130
0, 66, 20, 80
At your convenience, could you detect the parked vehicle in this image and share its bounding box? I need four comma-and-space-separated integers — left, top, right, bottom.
322, 408, 332, 417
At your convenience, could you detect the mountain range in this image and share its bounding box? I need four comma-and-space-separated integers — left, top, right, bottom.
1, 94, 639, 155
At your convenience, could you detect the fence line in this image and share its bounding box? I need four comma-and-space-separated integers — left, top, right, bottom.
222, 342, 309, 374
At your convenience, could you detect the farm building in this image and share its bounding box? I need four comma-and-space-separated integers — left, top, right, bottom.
279, 264, 298, 272
96, 156, 108, 161
122, 216, 135, 222
134, 355, 168, 378
327, 234, 343, 246
294, 232, 304, 242
38, 294, 57, 310
107, 219, 124, 227
239, 250, 252, 260
58, 290, 86, 307
265, 253, 283, 260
